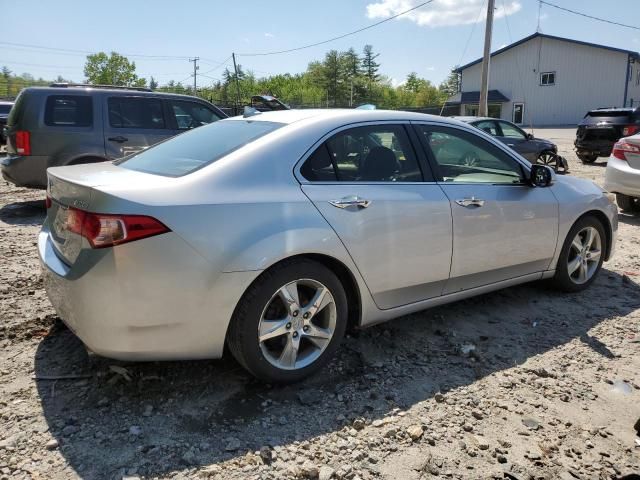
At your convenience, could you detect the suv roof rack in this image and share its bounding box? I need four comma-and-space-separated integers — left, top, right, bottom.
49, 83, 152, 92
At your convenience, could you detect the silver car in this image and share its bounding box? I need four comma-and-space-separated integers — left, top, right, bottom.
39, 109, 617, 383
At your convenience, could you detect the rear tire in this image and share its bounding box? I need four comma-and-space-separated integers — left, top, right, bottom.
227, 259, 348, 384
578, 154, 597, 164
551, 216, 606, 292
616, 193, 640, 212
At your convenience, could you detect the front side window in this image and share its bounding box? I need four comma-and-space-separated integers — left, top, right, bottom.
117, 119, 283, 177
498, 121, 526, 139
540, 72, 555, 86
108, 97, 166, 129
169, 100, 222, 130
416, 125, 524, 184
44, 95, 92, 127
301, 125, 422, 182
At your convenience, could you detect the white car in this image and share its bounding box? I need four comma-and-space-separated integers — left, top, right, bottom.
604, 134, 640, 212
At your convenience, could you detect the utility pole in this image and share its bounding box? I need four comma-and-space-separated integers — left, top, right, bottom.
350, 78, 354, 107
478, 0, 495, 117
232, 53, 242, 114
189, 57, 199, 96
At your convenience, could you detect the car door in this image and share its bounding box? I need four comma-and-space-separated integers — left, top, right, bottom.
103, 95, 175, 160
413, 123, 558, 294
166, 99, 224, 135
496, 120, 537, 161
299, 123, 453, 310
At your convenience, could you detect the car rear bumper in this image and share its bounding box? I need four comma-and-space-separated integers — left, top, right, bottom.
574, 139, 614, 157
38, 226, 260, 361
0, 155, 48, 188
604, 156, 640, 197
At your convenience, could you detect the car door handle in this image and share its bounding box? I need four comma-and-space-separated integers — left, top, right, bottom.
455, 197, 485, 207
329, 196, 371, 209
108, 136, 128, 143
507, 143, 515, 146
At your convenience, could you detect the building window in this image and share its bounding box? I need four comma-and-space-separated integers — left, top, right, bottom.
540, 72, 555, 86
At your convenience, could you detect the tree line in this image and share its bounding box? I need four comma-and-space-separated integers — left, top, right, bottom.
1, 46, 462, 110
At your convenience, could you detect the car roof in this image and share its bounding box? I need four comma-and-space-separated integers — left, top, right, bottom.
21, 86, 215, 102
0, 100, 14, 105
452, 116, 500, 123
228, 108, 469, 127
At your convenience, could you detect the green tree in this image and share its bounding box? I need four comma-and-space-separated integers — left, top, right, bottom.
83, 52, 146, 87
149, 77, 158, 91
439, 68, 461, 97
362, 45, 380, 94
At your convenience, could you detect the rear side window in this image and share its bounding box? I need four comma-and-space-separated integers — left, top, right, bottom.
108, 97, 166, 129
44, 95, 93, 127
117, 119, 284, 177
169, 100, 222, 130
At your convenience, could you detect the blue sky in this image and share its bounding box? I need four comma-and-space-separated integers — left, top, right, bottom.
2, 0, 639, 87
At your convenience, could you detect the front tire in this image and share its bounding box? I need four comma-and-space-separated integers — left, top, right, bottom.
551, 216, 606, 292
616, 193, 640, 212
227, 259, 348, 383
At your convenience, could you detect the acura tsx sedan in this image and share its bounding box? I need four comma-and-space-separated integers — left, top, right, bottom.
39, 109, 617, 383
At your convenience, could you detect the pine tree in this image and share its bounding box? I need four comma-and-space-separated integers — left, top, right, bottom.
362, 45, 380, 94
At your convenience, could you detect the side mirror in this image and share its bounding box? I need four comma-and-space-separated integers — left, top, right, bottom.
529, 164, 555, 187
526, 133, 534, 140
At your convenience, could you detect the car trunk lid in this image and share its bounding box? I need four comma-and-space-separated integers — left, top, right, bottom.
46, 162, 173, 264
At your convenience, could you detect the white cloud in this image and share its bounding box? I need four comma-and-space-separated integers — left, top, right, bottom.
264, 32, 275, 38
426, 66, 436, 71
366, 0, 521, 28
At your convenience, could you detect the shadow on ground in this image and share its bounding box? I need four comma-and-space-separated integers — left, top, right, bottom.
0, 199, 46, 225
35, 270, 640, 479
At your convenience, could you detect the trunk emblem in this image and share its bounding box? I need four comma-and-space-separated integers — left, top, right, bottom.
73, 199, 89, 209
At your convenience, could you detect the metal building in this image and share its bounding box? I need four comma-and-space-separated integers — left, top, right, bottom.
446, 33, 640, 126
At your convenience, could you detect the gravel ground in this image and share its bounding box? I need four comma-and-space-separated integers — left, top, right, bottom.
0, 129, 639, 480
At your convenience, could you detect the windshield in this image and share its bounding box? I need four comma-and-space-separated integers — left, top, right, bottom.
117, 119, 284, 177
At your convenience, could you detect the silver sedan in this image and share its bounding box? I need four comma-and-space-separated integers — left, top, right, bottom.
39, 109, 617, 383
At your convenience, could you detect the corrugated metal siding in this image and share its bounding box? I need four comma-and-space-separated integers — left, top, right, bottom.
626, 62, 640, 107
460, 37, 629, 126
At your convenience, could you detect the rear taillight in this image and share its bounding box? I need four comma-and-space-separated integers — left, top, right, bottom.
45, 195, 52, 209
622, 125, 640, 137
612, 139, 640, 161
65, 208, 170, 248
15, 130, 31, 156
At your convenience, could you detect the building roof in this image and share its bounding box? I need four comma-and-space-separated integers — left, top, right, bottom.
445, 90, 510, 105
455, 32, 640, 73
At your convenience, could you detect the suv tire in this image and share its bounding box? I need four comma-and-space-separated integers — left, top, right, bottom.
578, 154, 597, 164
616, 193, 640, 212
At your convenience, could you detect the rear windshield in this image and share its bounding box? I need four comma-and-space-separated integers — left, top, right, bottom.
7, 92, 25, 126
586, 110, 632, 118
117, 119, 284, 177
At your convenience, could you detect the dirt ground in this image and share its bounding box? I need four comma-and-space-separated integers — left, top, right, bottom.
0, 128, 639, 480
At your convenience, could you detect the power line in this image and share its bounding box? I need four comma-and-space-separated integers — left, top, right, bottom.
0, 41, 228, 63
538, 0, 640, 31
200, 55, 233, 75
237, 0, 435, 57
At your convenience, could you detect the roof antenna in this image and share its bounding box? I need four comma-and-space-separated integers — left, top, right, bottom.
536, 0, 542, 33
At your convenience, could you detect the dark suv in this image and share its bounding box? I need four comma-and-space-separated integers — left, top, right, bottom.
575, 107, 640, 163
1, 84, 226, 188
0, 100, 13, 144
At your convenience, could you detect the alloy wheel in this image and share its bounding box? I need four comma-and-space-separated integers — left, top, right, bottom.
258, 279, 337, 370
537, 152, 556, 167
567, 226, 602, 284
